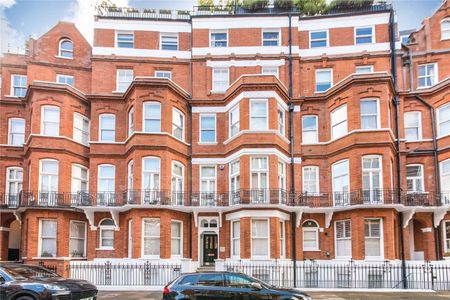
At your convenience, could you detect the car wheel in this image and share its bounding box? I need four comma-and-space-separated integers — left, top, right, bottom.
15, 296, 35, 300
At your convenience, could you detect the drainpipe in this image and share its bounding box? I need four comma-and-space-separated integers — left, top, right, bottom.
287, 13, 297, 288
389, 8, 407, 289
189, 17, 194, 259
413, 94, 442, 260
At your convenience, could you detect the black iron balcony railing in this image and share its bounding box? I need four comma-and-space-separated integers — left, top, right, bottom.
1, 189, 448, 209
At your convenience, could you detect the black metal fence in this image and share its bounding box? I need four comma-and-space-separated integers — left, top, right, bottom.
225, 261, 450, 291
68, 261, 181, 286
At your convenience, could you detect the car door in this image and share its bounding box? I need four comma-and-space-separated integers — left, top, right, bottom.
195, 273, 231, 300
0, 275, 5, 300
224, 273, 270, 300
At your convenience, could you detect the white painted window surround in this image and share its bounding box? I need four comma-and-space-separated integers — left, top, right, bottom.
8, 118, 25, 146
418, 63, 437, 88
302, 115, 318, 144
116, 69, 133, 92
441, 18, 450, 40
438, 103, 450, 137
99, 219, 115, 250
303, 220, 319, 251
212, 68, 229, 92
404, 111, 422, 141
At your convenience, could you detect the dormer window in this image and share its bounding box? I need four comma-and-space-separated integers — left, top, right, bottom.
441, 18, 450, 40
59, 39, 73, 58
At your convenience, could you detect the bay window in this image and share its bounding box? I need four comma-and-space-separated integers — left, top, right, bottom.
404, 111, 422, 141
71, 164, 88, 193
250, 99, 268, 130
8, 118, 25, 145
302, 115, 318, 144
364, 219, 383, 259
39, 219, 57, 257
335, 220, 351, 258
362, 156, 382, 203
39, 160, 59, 205
171, 221, 182, 256
41, 106, 60, 136
127, 160, 134, 202
143, 102, 161, 133
128, 107, 134, 136
73, 113, 89, 145
97, 164, 115, 205
99, 114, 115, 142
230, 160, 240, 204
69, 221, 86, 257
251, 219, 269, 258
303, 220, 319, 251
142, 218, 160, 257
331, 104, 347, 139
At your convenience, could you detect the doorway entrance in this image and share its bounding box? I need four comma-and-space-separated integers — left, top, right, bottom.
202, 234, 218, 266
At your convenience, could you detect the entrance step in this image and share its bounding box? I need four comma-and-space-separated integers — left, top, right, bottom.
196, 266, 216, 272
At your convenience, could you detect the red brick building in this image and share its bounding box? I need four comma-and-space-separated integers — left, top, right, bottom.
0, 1, 449, 274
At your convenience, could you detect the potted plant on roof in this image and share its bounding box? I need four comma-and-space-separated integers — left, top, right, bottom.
126, 7, 140, 17
242, 0, 269, 12
177, 10, 191, 18
159, 9, 172, 18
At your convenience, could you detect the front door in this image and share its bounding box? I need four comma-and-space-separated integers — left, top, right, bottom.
203, 234, 218, 266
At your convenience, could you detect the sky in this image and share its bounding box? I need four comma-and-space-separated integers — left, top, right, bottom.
0, 0, 445, 55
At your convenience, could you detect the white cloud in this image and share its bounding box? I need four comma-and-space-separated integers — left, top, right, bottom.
0, 1, 26, 55
64, 0, 129, 45
0, 0, 16, 9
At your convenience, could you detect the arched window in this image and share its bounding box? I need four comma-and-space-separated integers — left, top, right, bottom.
99, 218, 115, 249
302, 220, 319, 251
441, 19, 450, 40
59, 39, 73, 58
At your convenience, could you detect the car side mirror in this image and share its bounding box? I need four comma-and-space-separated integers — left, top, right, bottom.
250, 282, 262, 290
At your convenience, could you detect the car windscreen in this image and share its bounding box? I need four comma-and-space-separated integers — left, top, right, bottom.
3, 265, 59, 280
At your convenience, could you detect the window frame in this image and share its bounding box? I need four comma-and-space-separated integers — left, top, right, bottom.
355, 65, 374, 74
171, 220, 183, 257
302, 115, 318, 144
143, 102, 161, 133
97, 164, 115, 194
231, 220, 240, 258
39, 159, 59, 193
41, 105, 60, 137
71, 163, 89, 193
280, 221, 286, 258
261, 66, 279, 77
99, 113, 116, 142
172, 108, 185, 141
142, 218, 161, 258
310, 30, 328, 48
250, 99, 268, 131
334, 219, 352, 259
364, 218, 384, 259
128, 107, 134, 137
332, 159, 350, 205
354, 26, 374, 44
262, 29, 280, 46
58, 39, 73, 58
440, 159, 450, 203
302, 166, 320, 194
277, 105, 285, 136
10, 74, 27, 97
444, 220, 450, 253
406, 164, 425, 193
116, 69, 134, 93
200, 165, 217, 194
160, 33, 179, 51
56, 74, 74, 86
171, 161, 185, 205
212, 68, 229, 92
199, 114, 217, 143
73, 112, 90, 145
302, 220, 320, 251
8, 117, 25, 146
251, 218, 270, 259
5, 167, 23, 203
38, 219, 57, 257
418, 63, 438, 88
99, 218, 115, 250
437, 103, 450, 138
69, 220, 87, 258
229, 105, 240, 138
330, 104, 348, 140
141, 156, 161, 192
116, 31, 134, 48
404, 111, 423, 141
315, 69, 333, 93
155, 70, 172, 79
210, 30, 228, 48
360, 98, 380, 130
441, 18, 450, 40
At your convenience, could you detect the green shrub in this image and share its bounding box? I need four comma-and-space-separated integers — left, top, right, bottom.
274, 0, 294, 9
328, 0, 374, 10
295, 0, 328, 16
242, 0, 269, 10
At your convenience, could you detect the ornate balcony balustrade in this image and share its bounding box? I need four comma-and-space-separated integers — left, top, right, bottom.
1, 189, 448, 209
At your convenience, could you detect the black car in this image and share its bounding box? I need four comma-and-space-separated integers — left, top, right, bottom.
0, 263, 97, 300
163, 272, 311, 300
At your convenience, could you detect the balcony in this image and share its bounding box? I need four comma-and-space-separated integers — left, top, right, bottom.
1, 190, 448, 210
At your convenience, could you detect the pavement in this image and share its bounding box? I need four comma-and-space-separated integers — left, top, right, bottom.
97, 291, 450, 299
